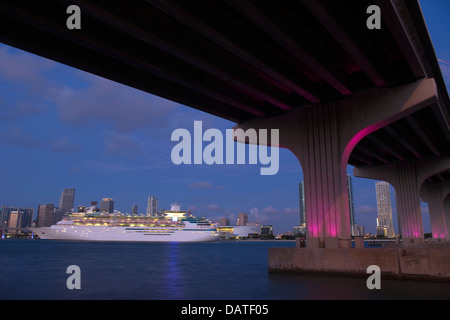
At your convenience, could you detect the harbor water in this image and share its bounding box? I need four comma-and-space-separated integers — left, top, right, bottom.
1, 239, 449, 300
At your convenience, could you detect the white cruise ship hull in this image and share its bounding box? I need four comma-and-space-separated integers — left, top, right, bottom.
32, 225, 219, 242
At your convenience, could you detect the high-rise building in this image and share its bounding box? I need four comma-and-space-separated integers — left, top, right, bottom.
146, 196, 158, 216
0, 206, 34, 233
131, 204, 138, 215
299, 181, 306, 226
347, 175, 357, 235
375, 181, 395, 238
37, 204, 56, 227
237, 213, 248, 226
57, 188, 75, 222
219, 217, 230, 226
100, 198, 114, 213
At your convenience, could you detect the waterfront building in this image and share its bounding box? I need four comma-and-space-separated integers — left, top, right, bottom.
219, 217, 229, 226
293, 225, 306, 237
237, 213, 248, 226
375, 181, 395, 238
146, 196, 158, 216
131, 204, 138, 215
100, 198, 114, 213
217, 225, 260, 239
260, 225, 273, 238
0, 206, 34, 233
352, 224, 365, 237
37, 204, 56, 227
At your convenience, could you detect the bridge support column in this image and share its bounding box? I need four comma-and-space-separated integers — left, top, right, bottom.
354, 157, 450, 242
234, 78, 437, 248
239, 102, 351, 248
421, 182, 450, 240
291, 103, 351, 248
396, 162, 424, 242
445, 197, 450, 239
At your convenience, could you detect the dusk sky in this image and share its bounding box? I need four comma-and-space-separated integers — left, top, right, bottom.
0, 1, 449, 235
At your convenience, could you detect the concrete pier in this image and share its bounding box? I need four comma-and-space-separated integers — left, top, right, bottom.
268, 244, 450, 282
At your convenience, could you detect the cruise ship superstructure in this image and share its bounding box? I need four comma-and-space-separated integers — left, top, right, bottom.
32, 204, 219, 242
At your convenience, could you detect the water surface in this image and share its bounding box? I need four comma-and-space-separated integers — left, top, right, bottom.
1, 239, 449, 300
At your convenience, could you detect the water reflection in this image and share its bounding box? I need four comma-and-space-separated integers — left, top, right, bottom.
161, 243, 184, 299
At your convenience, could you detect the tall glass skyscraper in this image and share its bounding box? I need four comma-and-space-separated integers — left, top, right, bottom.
347, 174, 356, 228
375, 181, 395, 238
299, 181, 305, 226
57, 188, 75, 221
146, 196, 158, 216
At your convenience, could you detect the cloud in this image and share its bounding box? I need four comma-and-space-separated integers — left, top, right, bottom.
188, 180, 225, 190
249, 206, 299, 223
187, 205, 198, 211
355, 205, 378, 219
438, 60, 450, 85
0, 46, 55, 121
47, 138, 81, 154
0, 44, 184, 138
189, 181, 214, 189
0, 125, 39, 148
0, 46, 56, 87
205, 204, 221, 212
356, 205, 377, 214
282, 207, 300, 216
51, 74, 181, 134
80, 160, 157, 173
103, 131, 142, 158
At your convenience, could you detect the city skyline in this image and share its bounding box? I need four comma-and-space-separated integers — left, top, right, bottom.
0, 1, 449, 235
0, 180, 412, 237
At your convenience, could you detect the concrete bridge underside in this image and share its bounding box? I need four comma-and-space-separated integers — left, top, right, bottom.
1, 0, 450, 279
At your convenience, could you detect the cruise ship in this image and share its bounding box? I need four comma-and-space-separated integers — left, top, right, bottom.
32, 204, 219, 242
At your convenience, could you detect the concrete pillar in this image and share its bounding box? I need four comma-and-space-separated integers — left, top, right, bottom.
445, 196, 450, 238
395, 161, 423, 241
297, 104, 349, 248
421, 181, 450, 239
234, 78, 437, 248
354, 157, 450, 242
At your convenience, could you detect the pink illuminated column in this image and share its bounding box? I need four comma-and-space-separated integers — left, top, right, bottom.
444, 196, 450, 238
355, 161, 424, 241
234, 78, 437, 248
234, 101, 352, 248
288, 103, 351, 247
422, 182, 450, 239
355, 158, 450, 242
394, 162, 424, 241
